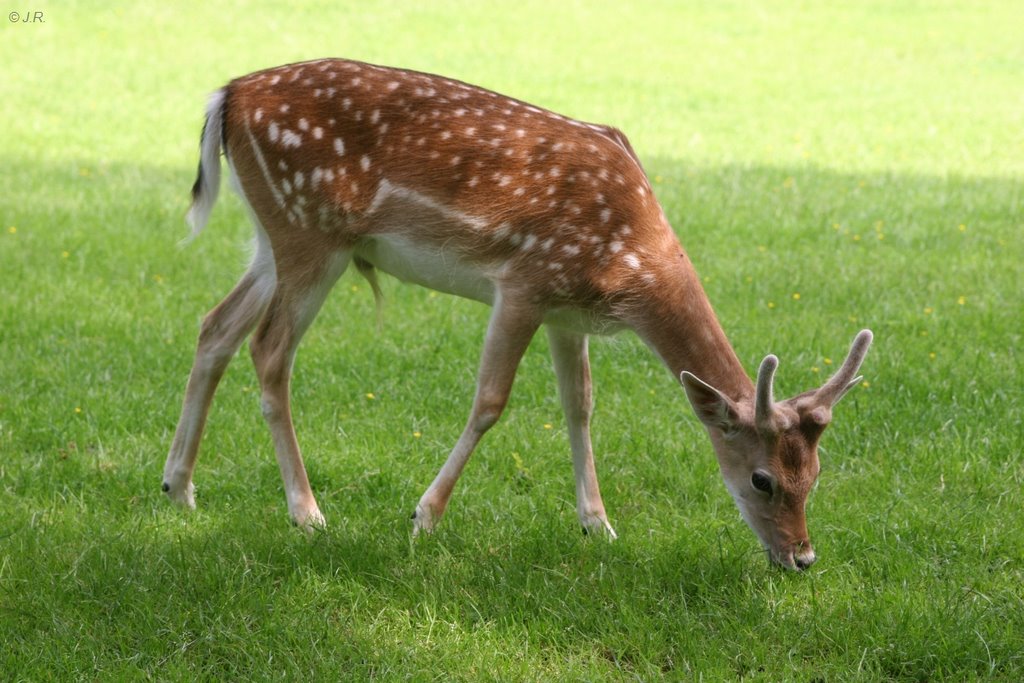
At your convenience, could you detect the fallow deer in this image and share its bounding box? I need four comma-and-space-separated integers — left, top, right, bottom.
162, 58, 872, 570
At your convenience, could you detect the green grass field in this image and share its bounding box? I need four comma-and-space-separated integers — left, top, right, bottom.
2, 2, 1022, 679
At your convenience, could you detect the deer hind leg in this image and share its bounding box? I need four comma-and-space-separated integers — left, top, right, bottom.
413, 289, 543, 534
249, 248, 351, 531
546, 327, 616, 538
162, 230, 276, 508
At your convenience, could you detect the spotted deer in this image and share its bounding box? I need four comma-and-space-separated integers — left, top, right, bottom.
162, 58, 872, 570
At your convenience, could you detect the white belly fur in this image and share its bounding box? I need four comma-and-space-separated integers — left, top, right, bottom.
350, 179, 626, 336
355, 233, 496, 305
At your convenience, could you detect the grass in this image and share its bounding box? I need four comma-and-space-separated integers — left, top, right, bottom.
2, 1, 1022, 679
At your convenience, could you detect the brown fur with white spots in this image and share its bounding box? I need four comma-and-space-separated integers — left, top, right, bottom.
163, 58, 872, 570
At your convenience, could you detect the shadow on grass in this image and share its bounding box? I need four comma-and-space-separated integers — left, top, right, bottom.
1, 157, 1021, 677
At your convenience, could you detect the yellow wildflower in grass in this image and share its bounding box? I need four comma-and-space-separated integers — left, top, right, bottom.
958, 224, 967, 232
924, 307, 934, 315
929, 352, 937, 360
7, 226, 16, 234
792, 293, 801, 301
767, 301, 775, 309
757, 245, 767, 253
823, 358, 832, 365
62, 251, 70, 258
957, 296, 966, 305
543, 423, 553, 430
811, 366, 820, 373
74, 407, 82, 414
853, 234, 861, 242
365, 393, 375, 400
413, 431, 421, 438
861, 381, 871, 388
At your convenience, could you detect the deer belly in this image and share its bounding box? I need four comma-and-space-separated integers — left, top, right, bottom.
356, 234, 496, 305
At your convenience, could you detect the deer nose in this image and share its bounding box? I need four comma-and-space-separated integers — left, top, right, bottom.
793, 546, 817, 571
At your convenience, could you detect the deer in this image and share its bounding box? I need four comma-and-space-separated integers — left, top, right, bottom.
162, 58, 872, 571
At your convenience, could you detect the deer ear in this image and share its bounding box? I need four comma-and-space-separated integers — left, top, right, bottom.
680, 371, 741, 432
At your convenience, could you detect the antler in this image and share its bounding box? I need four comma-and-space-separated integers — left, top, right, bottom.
755, 354, 779, 427
814, 329, 874, 407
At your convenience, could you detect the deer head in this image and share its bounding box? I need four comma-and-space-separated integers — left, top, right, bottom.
680, 330, 873, 570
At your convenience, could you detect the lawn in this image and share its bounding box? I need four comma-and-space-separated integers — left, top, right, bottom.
2, 2, 1022, 679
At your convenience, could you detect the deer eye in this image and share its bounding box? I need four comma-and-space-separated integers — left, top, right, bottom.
751, 471, 773, 494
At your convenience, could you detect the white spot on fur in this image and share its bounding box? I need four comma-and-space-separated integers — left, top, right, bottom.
281, 130, 302, 148
294, 171, 305, 189
253, 109, 263, 123
623, 253, 640, 269
609, 241, 623, 254
600, 208, 612, 223
361, 155, 371, 172
279, 104, 290, 114
298, 118, 309, 131
312, 126, 323, 140
333, 138, 345, 156
268, 122, 280, 143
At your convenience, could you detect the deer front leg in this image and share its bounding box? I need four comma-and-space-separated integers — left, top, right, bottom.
412, 290, 542, 534
547, 327, 616, 538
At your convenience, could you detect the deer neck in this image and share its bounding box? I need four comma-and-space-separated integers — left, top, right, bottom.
626, 253, 753, 402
